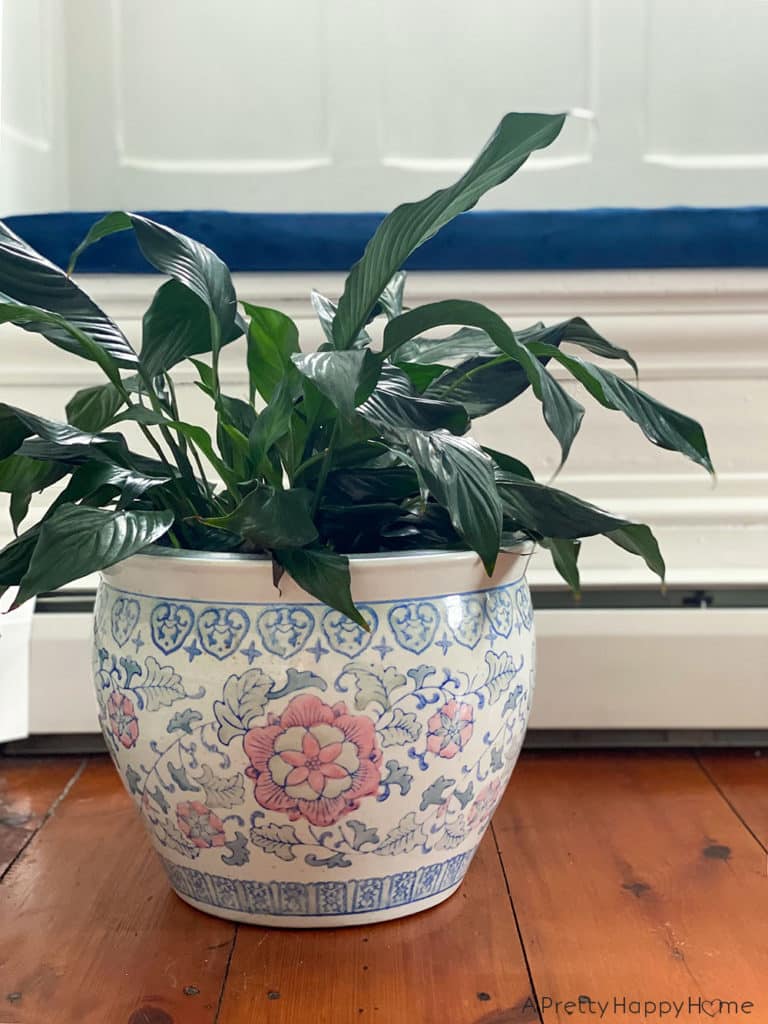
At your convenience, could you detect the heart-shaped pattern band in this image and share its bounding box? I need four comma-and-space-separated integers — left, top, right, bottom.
256, 606, 314, 658
450, 596, 486, 650
387, 601, 439, 654
150, 601, 195, 654
111, 597, 140, 648
197, 607, 251, 660
321, 606, 378, 657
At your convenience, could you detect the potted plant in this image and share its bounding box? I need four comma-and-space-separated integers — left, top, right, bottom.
0, 111, 711, 926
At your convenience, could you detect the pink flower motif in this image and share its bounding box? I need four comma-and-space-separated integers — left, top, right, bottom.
243, 694, 382, 827
426, 701, 474, 759
176, 801, 226, 848
467, 778, 503, 831
107, 692, 139, 749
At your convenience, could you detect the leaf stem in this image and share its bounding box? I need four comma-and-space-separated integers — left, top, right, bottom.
310, 420, 340, 517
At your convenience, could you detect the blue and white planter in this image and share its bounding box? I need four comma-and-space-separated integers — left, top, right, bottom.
93, 546, 535, 927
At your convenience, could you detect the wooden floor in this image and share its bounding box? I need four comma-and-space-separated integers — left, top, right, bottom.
0, 752, 766, 1023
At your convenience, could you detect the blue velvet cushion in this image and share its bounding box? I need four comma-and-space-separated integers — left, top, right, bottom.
5, 207, 767, 273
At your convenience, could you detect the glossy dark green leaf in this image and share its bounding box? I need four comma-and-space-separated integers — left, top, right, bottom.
56, 462, 170, 506
0, 404, 129, 463
14, 504, 173, 606
311, 290, 372, 350
483, 448, 535, 479
524, 318, 638, 376
274, 547, 366, 628
383, 300, 584, 464
249, 380, 294, 465
527, 344, 713, 473
0, 406, 32, 458
387, 428, 502, 573
327, 465, 419, 504
376, 271, 408, 320
0, 455, 66, 496
243, 303, 300, 403
358, 366, 469, 434
65, 383, 124, 432
540, 536, 581, 593
425, 355, 529, 417
70, 213, 237, 341
396, 326, 500, 364
0, 220, 138, 367
333, 112, 565, 348
0, 528, 40, 587
495, 473, 633, 539
141, 279, 244, 378
204, 485, 317, 550
606, 523, 665, 581
292, 349, 381, 419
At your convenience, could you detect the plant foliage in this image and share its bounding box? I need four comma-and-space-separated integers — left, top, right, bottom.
0, 111, 712, 617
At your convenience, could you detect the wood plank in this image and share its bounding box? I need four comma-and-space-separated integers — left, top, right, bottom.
0, 757, 235, 1024
217, 830, 538, 1024
0, 756, 83, 878
493, 752, 768, 1022
698, 751, 768, 850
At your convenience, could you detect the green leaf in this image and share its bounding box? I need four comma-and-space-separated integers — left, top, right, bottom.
311, 289, 373, 348
0, 455, 66, 532
249, 380, 294, 464
606, 523, 665, 581
274, 547, 366, 628
0, 220, 138, 367
0, 302, 133, 379
0, 528, 40, 587
540, 537, 581, 593
376, 271, 408, 320
527, 344, 713, 473
424, 355, 530, 417
483, 448, 535, 479
65, 383, 124, 432
70, 212, 237, 340
524, 318, 638, 376
141, 278, 243, 378
388, 428, 502, 573
14, 504, 173, 606
204, 485, 318, 549
0, 455, 65, 495
495, 473, 633, 539
396, 325, 500, 364
242, 303, 300, 403
332, 111, 565, 348
383, 301, 584, 465
56, 462, 169, 506
291, 349, 381, 419
359, 366, 469, 434
0, 403, 129, 463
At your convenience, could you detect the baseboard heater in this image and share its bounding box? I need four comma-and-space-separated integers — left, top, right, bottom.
8, 585, 767, 752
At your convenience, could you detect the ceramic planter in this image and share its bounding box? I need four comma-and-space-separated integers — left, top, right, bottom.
93, 545, 535, 927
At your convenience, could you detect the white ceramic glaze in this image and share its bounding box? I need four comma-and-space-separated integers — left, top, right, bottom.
93, 546, 536, 927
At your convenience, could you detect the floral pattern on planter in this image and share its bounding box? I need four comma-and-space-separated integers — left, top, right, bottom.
108, 692, 139, 749
243, 695, 383, 827
93, 570, 535, 922
426, 701, 474, 758
177, 801, 227, 848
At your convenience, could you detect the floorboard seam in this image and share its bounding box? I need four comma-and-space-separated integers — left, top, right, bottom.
0, 756, 88, 884
694, 753, 768, 855
490, 822, 544, 1024
212, 923, 239, 1023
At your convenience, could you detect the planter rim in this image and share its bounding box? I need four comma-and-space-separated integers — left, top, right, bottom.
132, 541, 535, 568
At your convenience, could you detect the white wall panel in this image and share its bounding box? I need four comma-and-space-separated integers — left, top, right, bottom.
4, 0, 768, 212
645, 0, 768, 164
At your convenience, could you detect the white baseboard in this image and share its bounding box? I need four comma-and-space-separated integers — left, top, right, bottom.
2, 268, 766, 734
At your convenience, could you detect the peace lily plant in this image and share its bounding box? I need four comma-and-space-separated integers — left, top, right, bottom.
0, 111, 712, 620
